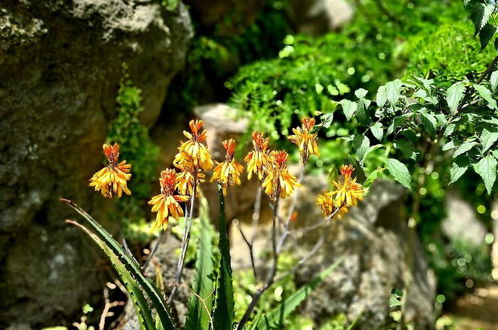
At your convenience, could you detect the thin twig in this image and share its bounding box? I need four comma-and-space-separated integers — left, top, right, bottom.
236, 196, 280, 330
191, 291, 215, 330
276, 166, 305, 254
275, 229, 327, 282
142, 229, 168, 270
99, 286, 125, 330
247, 185, 263, 278
168, 180, 197, 304
236, 220, 258, 279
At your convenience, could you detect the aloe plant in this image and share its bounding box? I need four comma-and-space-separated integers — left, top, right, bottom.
63, 183, 344, 329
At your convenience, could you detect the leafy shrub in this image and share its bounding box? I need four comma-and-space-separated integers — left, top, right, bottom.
403, 22, 496, 82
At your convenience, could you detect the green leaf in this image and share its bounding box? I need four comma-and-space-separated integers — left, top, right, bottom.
479, 23, 497, 50
453, 141, 478, 158
491, 71, 498, 92
213, 186, 234, 330
449, 157, 470, 184
444, 123, 456, 137
473, 156, 497, 194
355, 88, 368, 99
474, 84, 498, 110
420, 111, 437, 137
470, 3, 495, 35
394, 139, 418, 161
321, 112, 334, 128
62, 200, 176, 330
385, 158, 411, 189
353, 135, 370, 163
186, 198, 216, 330
481, 128, 498, 153
446, 83, 465, 114
442, 141, 456, 151
376, 85, 388, 107
67, 220, 155, 330
254, 257, 345, 330
340, 100, 357, 121
389, 289, 404, 308
370, 122, 384, 141
363, 168, 385, 189
386, 79, 402, 105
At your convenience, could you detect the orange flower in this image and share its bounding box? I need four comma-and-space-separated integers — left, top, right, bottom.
244, 132, 270, 180
212, 139, 244, 195
316, 191, 349, 219
89, 143, 131, 198
148, 169, 189, 231
175, 120, 214, 171
331, 165, 364, 207
288, 117, 319, 164
262, 151, 300, 200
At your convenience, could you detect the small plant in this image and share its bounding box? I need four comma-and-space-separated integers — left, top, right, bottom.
63, 117, 366, 329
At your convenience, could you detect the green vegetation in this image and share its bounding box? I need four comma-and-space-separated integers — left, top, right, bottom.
107, 72, 159, 242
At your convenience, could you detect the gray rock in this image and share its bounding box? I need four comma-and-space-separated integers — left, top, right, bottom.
233, 175, 436, 329
442, 191, 487, 245
284, 177, 435, 328
0, 0, 192, 326
287, 0, 354, 36
119, 231, 192, 330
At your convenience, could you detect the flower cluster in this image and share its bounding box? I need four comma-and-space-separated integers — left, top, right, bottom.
316, 165, 364, 219
148, 169, 189, 230
89, 143, 132, 198
212, 139, 244, 195
89, 117, 366, 230
288, 117, 319, 164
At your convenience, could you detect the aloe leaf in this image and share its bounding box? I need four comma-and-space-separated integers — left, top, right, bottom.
213, 186, 235, 330
254, 256, 345, 330
67, 220, 155, 330
61, 199, 176, 330
186, 197, 216, 330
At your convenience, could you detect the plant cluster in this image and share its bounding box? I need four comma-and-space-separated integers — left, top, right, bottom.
227, 0, 467, 142
106, 75, 160, 242
63, 115, 369, 329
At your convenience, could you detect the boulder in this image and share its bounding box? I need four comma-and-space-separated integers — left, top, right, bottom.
0, 0, 192, 327
442, 191, 487, 245
287, 0, 354, 36
233, 176, 436, 328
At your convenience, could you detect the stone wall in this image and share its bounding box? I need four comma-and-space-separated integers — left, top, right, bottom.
0, 0, 192, 327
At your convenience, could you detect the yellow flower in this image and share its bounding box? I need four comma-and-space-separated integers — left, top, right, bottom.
212, 139, 244, 195
89, 143, 131, 198
175, 120, 214, 171
262, 151, 300, 200
316, 191, 349, 219
288, 117, 319, 164
175, 162, 205, 196
331, 164, 364, 207
148, 169, 189, 231
244, 132, 270, 180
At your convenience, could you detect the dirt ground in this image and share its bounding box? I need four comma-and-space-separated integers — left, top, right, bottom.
447, 284, 498, 330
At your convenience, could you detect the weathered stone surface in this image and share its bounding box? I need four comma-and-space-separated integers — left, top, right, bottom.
118, 232, 192, 330
282, 177, 435, 328
232, 176, 436, 329
0, 0, 192, 327
194, 103, 264, 224
287, 0, 354, 36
